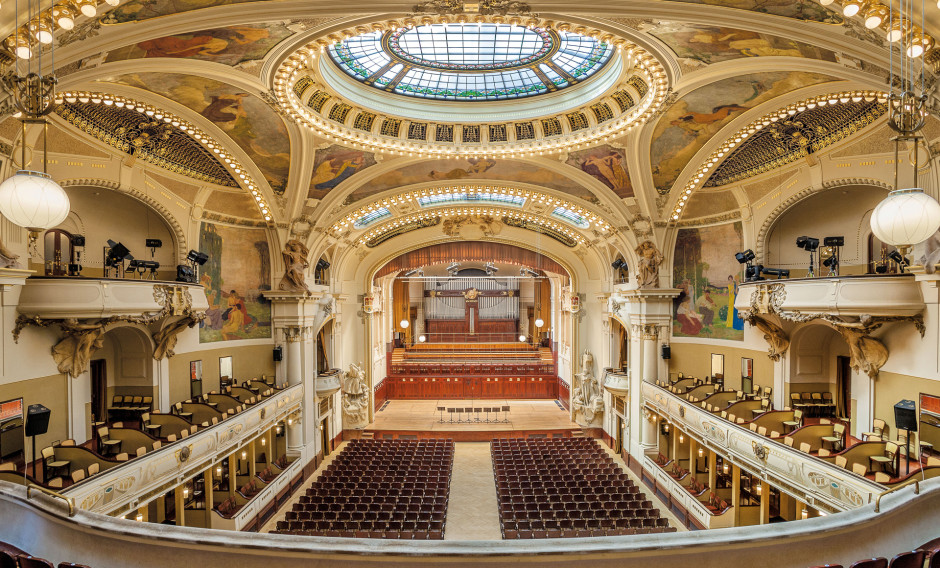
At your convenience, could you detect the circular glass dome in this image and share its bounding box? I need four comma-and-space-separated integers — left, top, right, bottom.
329, 23, 613, 101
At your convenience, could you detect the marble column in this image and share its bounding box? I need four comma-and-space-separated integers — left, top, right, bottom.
284, 326, 306, 453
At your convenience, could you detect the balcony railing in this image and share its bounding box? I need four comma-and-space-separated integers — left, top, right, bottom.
642, 382, 884, 513
63, 383, 303, 517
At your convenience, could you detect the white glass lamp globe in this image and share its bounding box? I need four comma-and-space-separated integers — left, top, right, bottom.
534, 318, 544, 328
0, 171, 70, 231
418, 335, 426, 343
870, 188, 940, 247
399, 319, 409, 329
519, 335, 526, 342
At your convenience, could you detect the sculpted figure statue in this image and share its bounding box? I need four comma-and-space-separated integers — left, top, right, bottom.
278, 240, 310, 292
572, 350, 604, 425
635, 241, 664, 289
746, 315, 790, 361
831, 317, 889, 380
0, 236, 20, 269
52, 319, 106, 378
342, 362, 369, 427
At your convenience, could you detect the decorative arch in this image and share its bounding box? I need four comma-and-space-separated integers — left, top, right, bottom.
373, 241, 568, 279
59, 178, 189, 264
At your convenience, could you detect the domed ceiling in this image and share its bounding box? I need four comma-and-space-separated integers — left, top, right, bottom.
0, 0, 936, 245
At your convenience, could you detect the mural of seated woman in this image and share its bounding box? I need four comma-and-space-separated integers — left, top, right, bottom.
221, 289, 254, 340
676, 295, 704, 335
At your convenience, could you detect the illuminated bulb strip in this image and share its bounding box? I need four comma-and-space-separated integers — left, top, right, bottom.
330, 185, 612, 234
357, 207, 589, 246
817, 0, 935, 56
271, 17, 669, 159
3, 0, 123, 58
670, 90, 887, 222
56, 91, 274, 223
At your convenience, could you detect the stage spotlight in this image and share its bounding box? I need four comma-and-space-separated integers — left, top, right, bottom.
106, 240, 131, 262
734, 250, 756, 264
823, 236, 844, 247
762, 267, 790, 279
316, 258, 330, 270
611, 258, 625, 269
485, 262, 498, 276
146, 238, 163, 249
446, 262, 460, 275
796, 236, 819, 251
126, 259, 140, 273
176, 264, 196, 283
71, 235, 85, 247
889, 250, 909, 269
823, 255, 839, 275
745, 265, 765, 282
186, 250, 209, 265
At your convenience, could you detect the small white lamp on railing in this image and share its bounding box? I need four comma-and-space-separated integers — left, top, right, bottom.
870, 188, 940, 270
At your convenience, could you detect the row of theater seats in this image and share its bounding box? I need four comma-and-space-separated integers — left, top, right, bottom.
811, 543, 940, 568
492, 437, 675, 538
272, 439, 454, 539
1, 541, 90, 568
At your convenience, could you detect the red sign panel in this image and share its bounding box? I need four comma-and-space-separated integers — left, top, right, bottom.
0, 398, 23, 422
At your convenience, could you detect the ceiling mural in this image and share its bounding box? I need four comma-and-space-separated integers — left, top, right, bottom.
346, 158, 599, 205
643, 22, 839, 68
564, 144, 633, 199
109, 73, 292, 193
102, 23, 294, 66
309, 145, 378, 200
101, 0, 261, 24
664, 0, 841, 23
649, 71, 837, 194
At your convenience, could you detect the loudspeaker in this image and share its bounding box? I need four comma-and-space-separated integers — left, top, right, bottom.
661, 344, 671, 360
273, 346, 283, 362
25, 404, 51, 437
895, 399, 918, 432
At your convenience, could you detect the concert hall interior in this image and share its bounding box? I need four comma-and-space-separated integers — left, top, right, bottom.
3, 0, 940, 566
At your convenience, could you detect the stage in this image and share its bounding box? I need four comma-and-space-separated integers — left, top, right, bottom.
358, 399, 581, 442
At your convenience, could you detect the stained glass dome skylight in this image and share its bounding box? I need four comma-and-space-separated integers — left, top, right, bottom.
329, 23, 613, 101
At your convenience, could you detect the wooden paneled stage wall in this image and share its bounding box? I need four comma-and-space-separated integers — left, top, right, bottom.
384, 376, 560, 399
425, 319, 517, 342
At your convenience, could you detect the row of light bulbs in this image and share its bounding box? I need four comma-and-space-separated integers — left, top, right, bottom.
671, 90, 887, 221
819, 0, 935, 57
332, 185, 612, 234
3, 0, 119, 59
56, 91, 274, 222
357, 206, 589, 247
271, 18, 669, 159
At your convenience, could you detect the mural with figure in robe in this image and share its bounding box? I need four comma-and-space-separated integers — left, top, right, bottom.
673, 222, 745, 341
565, 144, 633, 198
199, 222, 272, 342
308, 145, 378, 200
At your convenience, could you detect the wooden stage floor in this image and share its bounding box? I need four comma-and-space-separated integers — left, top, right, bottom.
362, 399, 580, 441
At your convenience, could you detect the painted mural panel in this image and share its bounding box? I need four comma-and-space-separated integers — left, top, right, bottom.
110, 73, 291, 193
565, 144, 633, 199
665, 0, 840, 23
199, 222, 272, 342
103, 24, 293, 66
650, 71, 836, 193
645, 22, 839, 67
348, 158, 598, 205
102, 0, 261, 24
673, 222, 745, 341
308, 145, 378, 200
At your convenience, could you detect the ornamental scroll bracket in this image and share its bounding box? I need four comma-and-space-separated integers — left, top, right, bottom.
12, 284, 206, 378
743, 282, 925, 379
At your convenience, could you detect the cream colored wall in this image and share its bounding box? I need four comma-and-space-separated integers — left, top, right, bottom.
667, 342, 773, 392
167, 344, 275, 404
874, 370, 940, 442
0, 374, 69, 453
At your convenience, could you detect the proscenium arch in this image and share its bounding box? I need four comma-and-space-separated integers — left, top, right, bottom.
372, 242, 570, 280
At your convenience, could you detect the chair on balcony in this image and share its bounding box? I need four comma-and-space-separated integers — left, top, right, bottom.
862, 418, 887, 442
822, 424, 846, 452
783, 410, 804, 433
870, 442, 899, 476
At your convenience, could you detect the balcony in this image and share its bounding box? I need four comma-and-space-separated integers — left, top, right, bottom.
315, 368, 342, 398
603, 368, 629, 397
642, 382, 884, 513
734, 275, 923, 319
16, 276, 208, 319
63, 383, 303, 519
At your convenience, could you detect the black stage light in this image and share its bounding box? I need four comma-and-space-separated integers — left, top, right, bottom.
107, 240, 131, 261
186, 250, 209, 265
796, 236, 819, 251
71, 235, 85, 247
176, 264, 197, 283
67, 263, 82, 276
316, 259, 330, 271
823, 255, 839, 269
762, 268, 790, 279
146, 239, 163, 249
735, 250, 756, 264
139, 260, 160, 270
745, 265, 765, 282
889, 250, 908, 267
823, 236, 844, 247
126, 259, 141, 272
611, 258, 625, 269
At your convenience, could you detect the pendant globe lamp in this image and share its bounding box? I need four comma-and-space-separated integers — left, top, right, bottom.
868, 0, 940, 270
0, 0, 70, 259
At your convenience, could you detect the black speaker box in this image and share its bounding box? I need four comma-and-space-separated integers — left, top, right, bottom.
894, 399, 918, 432
661, 345, 671, 360
273, 346, 283, 362
25, 404, 51, 437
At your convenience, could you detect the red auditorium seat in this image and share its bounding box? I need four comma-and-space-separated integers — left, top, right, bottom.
0, 550, 16, 568
888, 551, 927, 568
850, 559, 888, 568
17, 557, 55, 568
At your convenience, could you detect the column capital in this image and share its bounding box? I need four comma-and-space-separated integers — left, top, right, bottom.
283, 326, 312, 342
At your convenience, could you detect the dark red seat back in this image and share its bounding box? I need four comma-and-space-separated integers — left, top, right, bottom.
0, 550, 16, 568
17, 556, 55, 568
850, 559, 889, 568
889, 551, 927, 568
